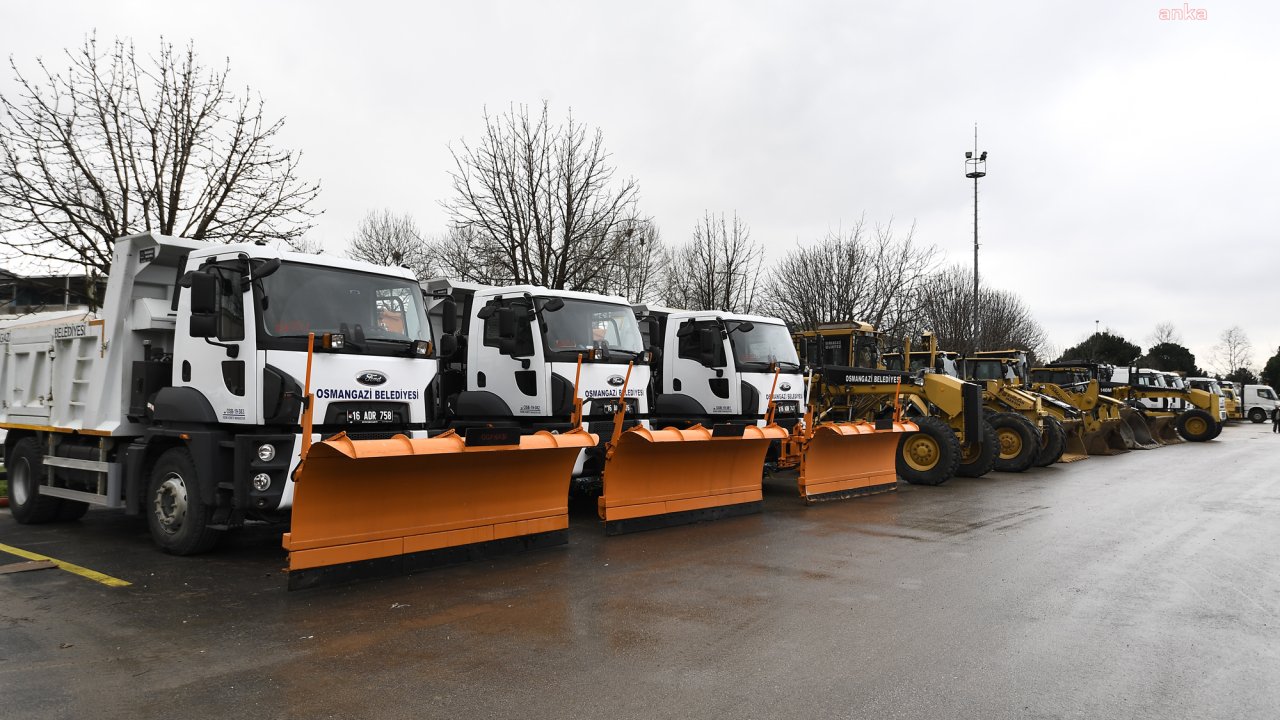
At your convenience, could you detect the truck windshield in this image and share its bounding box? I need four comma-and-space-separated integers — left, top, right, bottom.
257, 262, 430, 354
727, 321, 800, 371
540, 298, 644, 361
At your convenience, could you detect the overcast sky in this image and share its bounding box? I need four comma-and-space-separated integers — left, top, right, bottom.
2, 1, 1276, 370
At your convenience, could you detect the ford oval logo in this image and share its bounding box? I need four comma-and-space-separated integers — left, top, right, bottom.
356, 371, 387, 386
607, 374, 626, 387
779, 382, 792, 392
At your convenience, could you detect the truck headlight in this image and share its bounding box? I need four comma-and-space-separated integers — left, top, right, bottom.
257, 443, 276, 462
252, 473, 272, 491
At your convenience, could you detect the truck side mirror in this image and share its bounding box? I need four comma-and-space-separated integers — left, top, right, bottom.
542, 297, 564, 312
497, 307, 517, 339
698, 328, 722, 367
437, 333, 459, 359
187, 272, 219, 315
440, 298, 458, 336
189, 313, 218, 338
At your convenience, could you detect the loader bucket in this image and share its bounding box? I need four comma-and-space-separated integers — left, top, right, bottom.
598, 423, 788, 535
283, 429, 597, 590
1082, 419, 1131, 456
1145, 414, 1184, 445
1059, 423, 1090, 463
797, 420, 916, 502
1120, 409, 1161, 450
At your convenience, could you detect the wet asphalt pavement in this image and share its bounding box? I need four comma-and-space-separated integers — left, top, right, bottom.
2, 423, 1279, 720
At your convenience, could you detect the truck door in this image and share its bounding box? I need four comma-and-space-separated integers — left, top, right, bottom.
177, 256, 260, 424
667, 318, 738, 417
470, 297, 548, 418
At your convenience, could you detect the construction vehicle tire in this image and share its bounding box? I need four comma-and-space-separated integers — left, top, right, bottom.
147, 447, 224, 556
956, 419, 997, 478
6, 437, 63, 524
1033, 416, 1067, 467
1249, 408, 1267, 423
1207, 421, 1224, 441
1175, 409, 1216, 442
897, 416, 960, 486
989, 412, 1040, 473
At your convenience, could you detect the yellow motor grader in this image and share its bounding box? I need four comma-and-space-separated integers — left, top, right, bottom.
964, 351, 1088, 465
793, 324, 992, 485
1027, 363, 1160, 455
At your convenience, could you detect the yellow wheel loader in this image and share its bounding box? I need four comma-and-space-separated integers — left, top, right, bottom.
1027, 364, 1160, 454
793, 325, 991, 485
634, 307, 909, 506
1107, 368, 1225, 443
965, 351, 1089, 465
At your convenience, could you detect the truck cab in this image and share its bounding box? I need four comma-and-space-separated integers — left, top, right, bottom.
425, 280, 650, 476
635, 307, 804, 431
1238, 384, 1280, 423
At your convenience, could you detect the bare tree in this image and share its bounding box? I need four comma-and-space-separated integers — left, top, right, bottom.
283, 236, 323, 254
347, 209, 432, 278
443, 102, 640, 290
1150, 321, 1181, 346
759, 218, 936, 335
913, 265, 1046, 356
1211, 325, 1253, 376
0, 35, 320, 276
595, 219, 666, 302
663, 211, 763, 313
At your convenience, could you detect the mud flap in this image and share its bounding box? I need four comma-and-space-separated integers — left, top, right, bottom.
598, 423, 788, 534
1120, 409, 1161, 450
798, 421, 916, 503
283, 429, 597, 590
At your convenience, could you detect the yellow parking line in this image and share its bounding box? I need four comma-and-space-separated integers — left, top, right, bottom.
0, 542, 131, 587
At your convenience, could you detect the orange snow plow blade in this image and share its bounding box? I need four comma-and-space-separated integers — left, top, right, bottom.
797, 420, 915, 502
283, 429, 597, 590
598, 423, 788, 535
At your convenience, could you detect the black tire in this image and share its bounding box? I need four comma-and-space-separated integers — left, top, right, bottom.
989, 412, 1041, 473
1033, 416, 1068, 467
6, 437, 63, 524
897, 416, 960, 486
1248, 408, 1267, 423
1206, 420, 1224, 441
956, 419, 997, 478
146, 447, 223, 555
1176, 409, 1216, 442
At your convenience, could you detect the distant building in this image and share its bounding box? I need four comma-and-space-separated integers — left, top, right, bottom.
0, 269, 107, 317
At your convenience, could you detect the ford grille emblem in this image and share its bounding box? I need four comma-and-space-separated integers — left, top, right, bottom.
779, 382, 792, 391
607, 374, 626, 387
357, 371, 387, 386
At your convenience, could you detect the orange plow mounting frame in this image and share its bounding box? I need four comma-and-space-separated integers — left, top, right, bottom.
797, 420, 916, 503
597, 423, 788, 535
283, 429, 597, 590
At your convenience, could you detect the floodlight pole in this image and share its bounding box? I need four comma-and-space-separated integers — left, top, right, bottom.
964, 127, 987, 353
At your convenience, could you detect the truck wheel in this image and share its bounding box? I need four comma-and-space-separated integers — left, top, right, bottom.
6, 437, 63, 524
989, 413, 1040, 473
1033, 416, 1068, 467
1248, 408, 1266, 424
956, 419, 997, 478
1176, 409, 1215, 442
1206, 420, 1224, 440
897, 416, 960, 486
147, 447, 223, 555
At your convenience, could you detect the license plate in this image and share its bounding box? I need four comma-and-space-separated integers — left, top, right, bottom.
774, 401, 800, 415
346, 409, 395, 424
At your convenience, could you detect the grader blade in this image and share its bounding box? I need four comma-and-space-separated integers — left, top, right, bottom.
598, 424, 788, 535
283, 429, 597, 590
798, 420, 916, 503
1120, 409, 1161, 450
